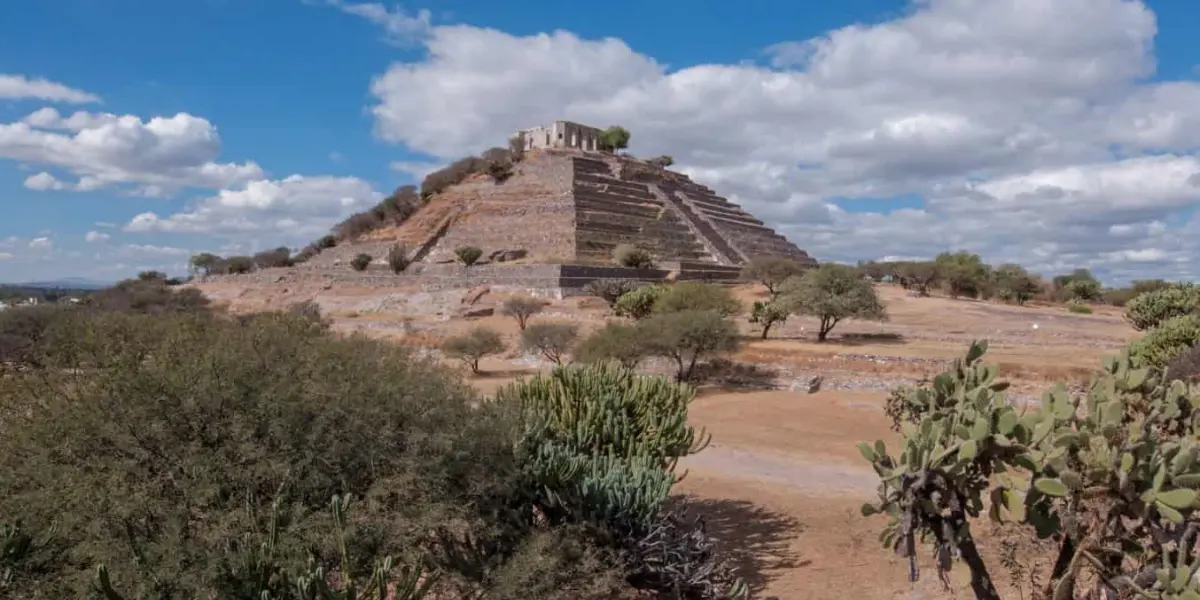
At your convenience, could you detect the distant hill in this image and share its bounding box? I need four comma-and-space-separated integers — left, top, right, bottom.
8, 277, 111, 290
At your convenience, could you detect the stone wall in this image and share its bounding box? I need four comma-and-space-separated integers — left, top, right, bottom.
516, 121, 603, 151
422, 153, 577, 263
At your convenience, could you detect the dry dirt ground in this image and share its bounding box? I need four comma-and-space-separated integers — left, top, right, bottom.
191, 279, 1141, 599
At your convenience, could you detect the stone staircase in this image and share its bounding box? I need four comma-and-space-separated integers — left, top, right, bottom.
666, 177, 816, 265
571, 157, 718, 264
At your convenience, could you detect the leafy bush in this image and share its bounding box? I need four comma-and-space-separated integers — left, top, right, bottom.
653, 282, 741, 317
1128, 313, 1200, 369
574, 322, 649, 369
252, 246, 293, 269
646, 155, 674, 168
779, 263, 887, 341
0, 304, 74, 367
1065, 301, 1092, 314
350, 253, 372, 271
1123, 283, 1200, 331
455, 246, 483, 267
992, 263, 1040, 306
388, 243, 410, 273
500, 295, 545, 331
86, 276, 211, 315
286, 299, 330, 330
498, 364, 746, 598
749, 299, 791, 339
332, 185, 424, 241
0, 309, 521, 598
441, 326, 505, 374
612, 244, 655, 269
861, 341, 1200, 600
222, 255, 255, 274
520, 322, 579, 365
582, 279, 640, 308
1063, 278, 1101, 302
613, 285, 665, 320
421, 156, 489, 198
598, 126, 631, 153
640, 310, 740, 382
740, 256, 810, 297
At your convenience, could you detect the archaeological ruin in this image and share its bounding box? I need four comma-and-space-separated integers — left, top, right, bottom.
207, 123, 817, 295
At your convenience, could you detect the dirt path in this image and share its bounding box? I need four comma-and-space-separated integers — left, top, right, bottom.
682, 444, 878, 498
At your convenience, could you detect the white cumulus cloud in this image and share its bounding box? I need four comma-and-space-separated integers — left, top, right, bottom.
347, 0, 1200, 282
0, 74, 101, 104
1, 108, 263, 196
85, 231, 111, 243
125, 175, 381, 245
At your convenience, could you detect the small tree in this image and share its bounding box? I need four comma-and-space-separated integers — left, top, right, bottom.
781, 263, 887, 342
598, 126, 631, 153
640, 310, 740, 382
455, 246, 483, 267
897, 261, 941, 296
1064, 278, 1101, 302
653, 282, 741, 317
387, 243, 410, 274
520, 322, 578, 365
613, 244, 655, 269
992, 263, 1040, 306
749, 300, 791, 339
500, 295, 545, 331
440, 326, 505, 374
740, 256, 809, 297
575, 322, 649, 369
614, 285, 666, 320
188, 252, 220, 276
350, 253, 372, 272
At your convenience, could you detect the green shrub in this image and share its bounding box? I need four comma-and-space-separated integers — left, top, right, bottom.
350, 253, 372, 271
574, 322, 648, 368
613, 284, 665, 320
455, 246, 483, 267
519, 322, 578, 365
0, 304, 75, 367
1128, 313, 1200, 369
500, 295, 545, 331
0, 310, 519, 598
640, 310, 740, 382
1063, 279, 1101, 302
86, 276, 211, 315
1123, 283, 1200, 331
388, 243, 410, 273
497, 364, 745, 598
441, 326, 505, 374
749, 299, 791, 339
613, 244, 655, 269
653, 282, 741, 317
582, 279, 639, 308
1066, 301, 1092, 314
861, 341, 1200, 600
598, 126, 631, 153
779, 263, 887, 341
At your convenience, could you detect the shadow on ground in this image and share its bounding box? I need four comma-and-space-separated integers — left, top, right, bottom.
831, 332, 905, 346
675, 496, 808, 598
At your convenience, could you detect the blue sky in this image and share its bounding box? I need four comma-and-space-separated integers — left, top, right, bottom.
2, 0, 1200, 284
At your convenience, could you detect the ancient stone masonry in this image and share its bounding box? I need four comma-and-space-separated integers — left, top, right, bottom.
515, 121, 603, 152
287, 123, 815, 291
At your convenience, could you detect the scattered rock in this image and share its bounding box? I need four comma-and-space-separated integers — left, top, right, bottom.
462, 285, 491, 306
459, 306, 495, 318
664, 269, 680, 283
488, 249, 528, 263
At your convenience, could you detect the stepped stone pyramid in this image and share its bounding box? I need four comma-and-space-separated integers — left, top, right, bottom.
300, 122, 815, 287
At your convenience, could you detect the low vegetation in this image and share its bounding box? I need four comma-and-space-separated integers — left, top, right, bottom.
574, 322, 648, 369
862, 341, 1200, 600
500, 295, 545, 331
613, 284, 665, 320
455, 245, 484, 267
520, 321, 579, 365
440, 325, 505, 374
740, 256, 811, 297
350, 252, 372, 271
388, 242, 411, 273
613, 243, 655, 269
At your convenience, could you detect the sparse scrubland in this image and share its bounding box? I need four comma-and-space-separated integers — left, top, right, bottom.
7, 253, 1200, 599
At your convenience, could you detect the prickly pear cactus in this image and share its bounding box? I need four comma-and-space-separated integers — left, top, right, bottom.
859, 340, 1200, 600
